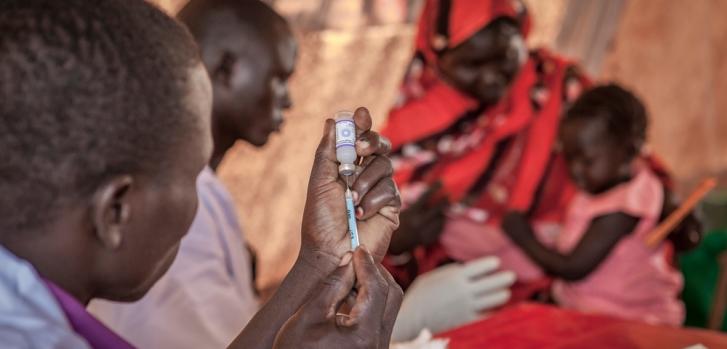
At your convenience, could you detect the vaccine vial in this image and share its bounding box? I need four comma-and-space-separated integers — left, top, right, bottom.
334, 111, 357, 177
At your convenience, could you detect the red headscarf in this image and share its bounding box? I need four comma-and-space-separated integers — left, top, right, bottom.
416, 0, 531, 66
383, 0, 577, 214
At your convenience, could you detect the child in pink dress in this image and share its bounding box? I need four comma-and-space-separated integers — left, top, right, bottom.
501, 84, 684, 325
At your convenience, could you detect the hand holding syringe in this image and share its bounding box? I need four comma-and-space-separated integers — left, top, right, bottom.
307, 107, 396, 263
335, 110, 361, 249
275, 109, 402, 349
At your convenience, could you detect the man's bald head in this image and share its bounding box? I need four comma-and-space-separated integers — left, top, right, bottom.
179, 0, 297, 153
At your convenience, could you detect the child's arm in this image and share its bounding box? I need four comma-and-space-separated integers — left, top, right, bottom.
502, 211, 639, 281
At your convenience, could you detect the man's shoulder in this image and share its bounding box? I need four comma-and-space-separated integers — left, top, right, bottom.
0, 319, 90, 349
195, 167, 237, 214
0, 248, 89, 349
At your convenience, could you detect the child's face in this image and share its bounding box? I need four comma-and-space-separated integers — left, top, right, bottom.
437, 20, 526, 106
214, 32, 296, 147
97, 64, 213, 301
560, 118, 632, 195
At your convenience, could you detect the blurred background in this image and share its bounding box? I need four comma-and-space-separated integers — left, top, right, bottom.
152, 0, 727, 292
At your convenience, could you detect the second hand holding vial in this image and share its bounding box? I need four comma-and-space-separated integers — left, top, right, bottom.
335, 111, 360, 250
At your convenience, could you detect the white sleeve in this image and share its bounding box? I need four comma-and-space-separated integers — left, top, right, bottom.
0, 323, 91, 349
90, 200, 258, 349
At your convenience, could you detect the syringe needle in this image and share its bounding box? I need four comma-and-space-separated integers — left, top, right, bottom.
345, 187, 360, 250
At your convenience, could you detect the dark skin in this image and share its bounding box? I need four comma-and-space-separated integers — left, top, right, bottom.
182, 4, 405, 346
177, 1, 297, 290
437, 18, 526, 106
179, 2, 297, 169
561, 117, 703, 252
0, 64, 214, 305
390, 18, 526, 254
503, 211, 639, 281
231, 108, 403, 348
389, 182, 448, 254
273, 248, 402, 349
560, 118, 635, 196
4, 71, 401, 347
502, 118, 643, 281
4, 2, 401, 346
662, 190, 703, 252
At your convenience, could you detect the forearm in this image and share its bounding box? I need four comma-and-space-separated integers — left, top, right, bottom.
502, 215, 587, 280
228, 247, 339, 349
506, 228, 581, 280
503, 211, 637, 281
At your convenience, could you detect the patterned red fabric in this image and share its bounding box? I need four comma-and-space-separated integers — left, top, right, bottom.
381, 0, 672, 290
414, 0, 531, 67
436, 303, 727, 349
381, 0, 589, 289
383, 52, 580, 214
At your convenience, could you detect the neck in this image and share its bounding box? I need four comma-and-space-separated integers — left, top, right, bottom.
37, 261, 95, 306
0, 221, 95, 305
210, 117, 236, 172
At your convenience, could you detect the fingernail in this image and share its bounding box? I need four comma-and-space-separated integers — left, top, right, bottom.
336, 313, 353, 327
352, 190, 360, 203
339, 252, 353, 266
356, 140, 370, 149
356, 207, 364, 218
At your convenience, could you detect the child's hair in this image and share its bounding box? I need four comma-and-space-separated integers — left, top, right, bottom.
563, 84, 648, 156
0, 0, 201, 232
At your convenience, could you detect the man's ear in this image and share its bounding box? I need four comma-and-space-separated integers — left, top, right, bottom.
91, 175, 134, 250
212, 50, 236, 88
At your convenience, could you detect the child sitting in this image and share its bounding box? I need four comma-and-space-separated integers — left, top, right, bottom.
502, 84, 684, 325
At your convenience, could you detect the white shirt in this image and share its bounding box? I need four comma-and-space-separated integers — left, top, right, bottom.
90, 167, 259, 349
0, 245, 91, 348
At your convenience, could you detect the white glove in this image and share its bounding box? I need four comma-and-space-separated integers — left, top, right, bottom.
391, 256, 515, 342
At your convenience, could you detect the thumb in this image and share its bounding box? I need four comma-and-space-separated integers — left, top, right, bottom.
305, 262, 356, 321
309, 118, 340, 188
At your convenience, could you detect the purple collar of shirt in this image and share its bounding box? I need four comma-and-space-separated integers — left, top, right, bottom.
42, 279, 136, 349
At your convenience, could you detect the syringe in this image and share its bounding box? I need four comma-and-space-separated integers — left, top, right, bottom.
344, 186, 360, 250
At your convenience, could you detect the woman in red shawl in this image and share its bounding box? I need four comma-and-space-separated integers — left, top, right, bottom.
382, 0, 699, 292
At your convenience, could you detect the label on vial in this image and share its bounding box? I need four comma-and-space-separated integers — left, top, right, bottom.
335, 119, 356, 148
